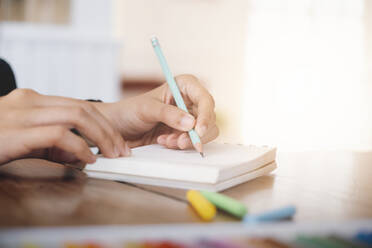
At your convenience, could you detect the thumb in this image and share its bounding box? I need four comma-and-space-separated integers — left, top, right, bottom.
144, 100, 195, 131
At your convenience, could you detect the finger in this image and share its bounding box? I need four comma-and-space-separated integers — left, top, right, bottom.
200, 124, 219, 144
25, 95, 130, 157
176, 124, 219, 150
140, 100, 196, 132
164, 133, 181, 149
157, 134, 167, 145
54, 129, 97, 164
194, 99, 215, 137
21, 106, 119, 158
47, 147, 80, 164
157, 129, 184, 147
11, 126, 96, 164
177, 132, 190, 149
81, 104, 130, 157
174, 75, 215, 137
195, 110, 216, 138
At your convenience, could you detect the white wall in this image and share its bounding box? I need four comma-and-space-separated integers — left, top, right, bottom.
243, 0, 370, 150
0, 0, 122, 102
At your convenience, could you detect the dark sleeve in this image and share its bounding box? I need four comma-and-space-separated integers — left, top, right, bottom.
0, 58, 17, 97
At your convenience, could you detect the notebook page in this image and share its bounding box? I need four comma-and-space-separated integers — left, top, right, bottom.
129, 143, 273, 169
85, 143, 276, 184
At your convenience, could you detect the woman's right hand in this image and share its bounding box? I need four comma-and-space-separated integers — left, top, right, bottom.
0, 89, 130, 165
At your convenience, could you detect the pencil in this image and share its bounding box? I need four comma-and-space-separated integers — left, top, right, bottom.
151, 36, 204, 157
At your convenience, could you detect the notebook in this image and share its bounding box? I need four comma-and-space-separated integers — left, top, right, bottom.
84, 143, 276, 192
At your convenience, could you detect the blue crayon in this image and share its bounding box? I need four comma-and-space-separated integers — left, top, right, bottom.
243, 205, 296, 224
354, 231, 372, 246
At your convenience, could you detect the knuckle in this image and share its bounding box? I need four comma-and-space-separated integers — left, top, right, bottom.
159, 104, 172, 120
209, 95, 216, 109
52, 126, 67, 141
176, 74, 198, 84
72, 106, 87, 119
117, 135, 125, 145
95, 128, 108, 143
9, 88, 37, 99
76, 141, 87, 153
82, 102, 95, 113
106, 126, 116, 137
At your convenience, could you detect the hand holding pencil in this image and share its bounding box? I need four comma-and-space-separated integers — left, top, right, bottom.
89, 37, 219, 154
151, 37, 215, 156
94, 73, 219, 153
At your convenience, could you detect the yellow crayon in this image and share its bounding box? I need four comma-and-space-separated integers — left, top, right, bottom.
22, 244, 41, 248
64, 244, 84, 248
125, 242, 145, 248
186, 190, 216, 221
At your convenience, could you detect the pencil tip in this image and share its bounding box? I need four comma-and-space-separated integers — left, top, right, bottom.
200, 152, 205, 158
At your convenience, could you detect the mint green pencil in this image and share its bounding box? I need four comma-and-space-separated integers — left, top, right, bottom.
151, 36, 204, 157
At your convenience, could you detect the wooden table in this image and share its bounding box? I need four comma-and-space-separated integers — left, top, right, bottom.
1, 150, 371, 227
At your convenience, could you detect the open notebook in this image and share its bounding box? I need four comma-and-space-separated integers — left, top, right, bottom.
84, 143, 276, 192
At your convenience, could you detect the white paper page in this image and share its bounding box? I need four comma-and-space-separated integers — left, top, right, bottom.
127, 143, 274, 168
85, 143, 276, 183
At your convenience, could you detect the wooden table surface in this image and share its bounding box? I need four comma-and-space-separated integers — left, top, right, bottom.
0, 150, 371, 227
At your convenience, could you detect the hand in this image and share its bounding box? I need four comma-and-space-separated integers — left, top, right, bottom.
96, 74, 219, 149
0, 89, 130, 165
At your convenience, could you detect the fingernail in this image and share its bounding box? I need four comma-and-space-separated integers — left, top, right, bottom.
179, 135, 189, 149
120, 145, 126, 156
114, 146, 120, 157
124, 143, 131, 156
89, 154, 97, 163
180, 115, 195, 130
157, 136, 166, 145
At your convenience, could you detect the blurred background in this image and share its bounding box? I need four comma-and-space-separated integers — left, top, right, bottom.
0, 0, 371, 151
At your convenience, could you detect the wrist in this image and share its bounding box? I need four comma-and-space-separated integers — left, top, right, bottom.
92, 101, 118, 123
